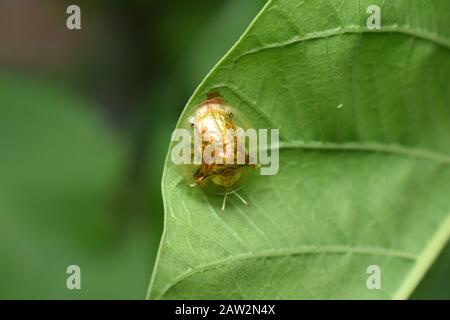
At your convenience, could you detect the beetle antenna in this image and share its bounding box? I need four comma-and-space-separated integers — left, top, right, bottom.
232, 190, 248, 206
220, 192, 228, 213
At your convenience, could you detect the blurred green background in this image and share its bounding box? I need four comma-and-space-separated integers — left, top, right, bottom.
0, 0, 265, 299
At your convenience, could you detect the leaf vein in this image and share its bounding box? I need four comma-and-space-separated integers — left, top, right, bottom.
155, 245, 416, 299
234, 25, 450, 63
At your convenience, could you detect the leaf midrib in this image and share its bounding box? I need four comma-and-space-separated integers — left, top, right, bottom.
165, 139, 450, 194
278, 141, 450, 164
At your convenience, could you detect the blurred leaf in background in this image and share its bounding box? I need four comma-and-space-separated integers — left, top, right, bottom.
0, 73, 148, 298
411, 240, 450, 299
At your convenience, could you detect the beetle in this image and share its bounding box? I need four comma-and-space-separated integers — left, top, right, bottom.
182, 92, 256, 212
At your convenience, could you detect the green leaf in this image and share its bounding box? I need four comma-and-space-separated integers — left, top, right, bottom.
148, 0, 450, 299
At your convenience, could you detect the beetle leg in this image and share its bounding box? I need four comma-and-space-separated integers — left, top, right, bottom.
193, 167, 211, 185
232, 190, 248, 206
220, 192, 228, 213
